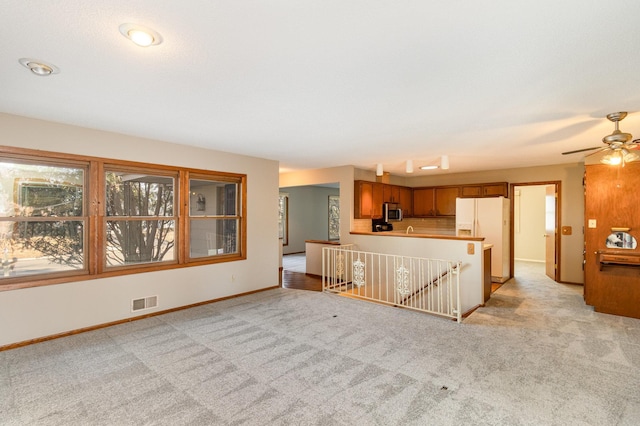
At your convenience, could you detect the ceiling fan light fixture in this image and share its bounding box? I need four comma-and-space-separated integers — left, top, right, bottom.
601, 151, 622, 166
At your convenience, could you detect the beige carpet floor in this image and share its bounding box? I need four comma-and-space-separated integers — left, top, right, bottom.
1, 261, 639, 425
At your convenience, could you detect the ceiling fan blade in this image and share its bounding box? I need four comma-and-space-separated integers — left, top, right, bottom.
583, 147, 609, 158
562, 146, 600, 155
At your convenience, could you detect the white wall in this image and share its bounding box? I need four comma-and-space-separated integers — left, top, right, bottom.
280, 166, 355, 246
0, 113, 280, 346
514, 185, 546, 261
280, 185, 340, 254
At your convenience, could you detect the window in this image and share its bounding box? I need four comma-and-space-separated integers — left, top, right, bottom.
0, 159, 87, 279
278, 194, 288, 246
188, 176, 241, 259
328, 195, 340, 241
104, 169, 177, 268
0, 147, 246, 289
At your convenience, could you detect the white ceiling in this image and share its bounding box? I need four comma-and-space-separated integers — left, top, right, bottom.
3, 1, 640, 176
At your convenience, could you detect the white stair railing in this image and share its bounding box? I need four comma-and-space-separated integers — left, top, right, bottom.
322, 245, 462, 322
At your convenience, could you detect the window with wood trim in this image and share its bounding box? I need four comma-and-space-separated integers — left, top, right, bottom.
188, 175, 242, 259
0, 147, 246, 289
0, 158, 88, 280
104, 168, 177, 268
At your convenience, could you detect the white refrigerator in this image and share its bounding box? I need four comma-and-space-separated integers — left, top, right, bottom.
456, 196, 510, 283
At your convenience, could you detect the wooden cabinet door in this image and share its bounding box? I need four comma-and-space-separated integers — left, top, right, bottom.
372, 183, 384, 218
354, 181, 373, 218
435, 187, 459, 216
399, 186, 413, 217
413, 188, 435, 216
461, 185, 482, 198
382, 184, 401, 203
483, 183, 508, 197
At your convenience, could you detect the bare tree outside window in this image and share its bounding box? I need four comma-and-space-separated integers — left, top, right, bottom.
105, 171, 176, 266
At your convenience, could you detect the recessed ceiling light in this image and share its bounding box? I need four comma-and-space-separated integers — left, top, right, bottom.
18, 58, 60, 76
419, 165, 439, 170
119, 23, 163, 47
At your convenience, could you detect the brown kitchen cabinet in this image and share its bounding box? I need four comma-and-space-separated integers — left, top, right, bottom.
398, 186, 413, 217
354, 180, 384, 219
356, 181, 413, 218
412, 186, 459, 217
382, 184, 401, 204
412, 188, 435, 216
435, 187, 459, 216
460, 182, 508, 198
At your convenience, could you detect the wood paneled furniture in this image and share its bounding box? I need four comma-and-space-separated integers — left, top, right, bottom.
584, 163, 640, 319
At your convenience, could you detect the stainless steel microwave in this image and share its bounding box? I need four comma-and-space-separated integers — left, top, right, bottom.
383, 203, 403, 221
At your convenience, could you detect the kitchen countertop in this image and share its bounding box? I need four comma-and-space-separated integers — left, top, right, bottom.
350, 231, 485, 241
305, 240, 341, 245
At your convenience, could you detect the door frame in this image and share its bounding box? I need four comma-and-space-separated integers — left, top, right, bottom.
509, 181, 561, 282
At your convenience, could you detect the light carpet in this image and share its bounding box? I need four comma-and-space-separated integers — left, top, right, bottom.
1, 261, 639, 425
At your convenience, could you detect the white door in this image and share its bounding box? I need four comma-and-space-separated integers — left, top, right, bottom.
477, 197, 507, 281
545, 185, 557, 280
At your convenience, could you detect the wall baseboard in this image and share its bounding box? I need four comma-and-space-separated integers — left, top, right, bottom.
0, 285, 280, 352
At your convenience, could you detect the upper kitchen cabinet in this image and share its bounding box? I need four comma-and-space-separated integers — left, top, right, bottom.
434, 186, 459, 216
460, 182, 509, 198
413, 186, 459, 217
354, 180, 384, 219
398, 186, 413, 217
382, 185, 400, 204
383, 184, 412, 216
413, 188, 435, 217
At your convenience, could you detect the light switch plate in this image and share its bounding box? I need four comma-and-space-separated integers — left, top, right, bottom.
467, 243, 475, 255
588, 219, 597, 228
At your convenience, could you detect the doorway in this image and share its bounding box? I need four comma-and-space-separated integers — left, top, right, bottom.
510, 182, 560, 282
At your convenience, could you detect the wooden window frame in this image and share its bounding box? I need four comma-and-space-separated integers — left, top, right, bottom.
0, 146, 247, 291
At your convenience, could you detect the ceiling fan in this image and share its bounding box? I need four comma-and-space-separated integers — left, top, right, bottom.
562, 112, 640, 165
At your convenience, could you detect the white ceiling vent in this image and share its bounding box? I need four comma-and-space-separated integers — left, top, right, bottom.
131, 296, 158, 312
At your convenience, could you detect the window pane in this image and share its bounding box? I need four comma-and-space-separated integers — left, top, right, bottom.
0, 220, 84, 278
106, 172, 174, 217
190, 218, 238, 258
0, 161, 84, 217
189, 179, 237, 217
278, 195, 288, 245
0, 160, 86, 280
106, 220, 175, 266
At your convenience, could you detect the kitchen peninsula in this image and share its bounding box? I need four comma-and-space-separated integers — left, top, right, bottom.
342, 230, 490, 315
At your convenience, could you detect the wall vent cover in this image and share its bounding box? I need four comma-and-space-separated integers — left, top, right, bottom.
131, 296, 158, 312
